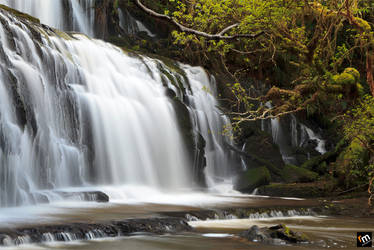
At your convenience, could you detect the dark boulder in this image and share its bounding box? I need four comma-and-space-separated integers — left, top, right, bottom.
56, 191, 109, 203
240, 224, 309, 244
233, 120, 285, 181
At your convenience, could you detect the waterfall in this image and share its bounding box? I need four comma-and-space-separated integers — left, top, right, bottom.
262, 112, 327, 164
0, 6, 234, 207
0, 0, 95, 36
118, 9, 156, 37
182, 66, 233, 183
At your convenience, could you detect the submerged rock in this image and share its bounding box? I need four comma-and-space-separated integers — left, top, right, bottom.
240, 224, 309, 245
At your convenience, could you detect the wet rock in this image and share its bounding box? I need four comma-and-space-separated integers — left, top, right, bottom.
240, 225, 271, 243
268, 224, 309, 243
0, 217, 191, 246
240, 224, 309, 244
243, 131, 285, 173
171, 97, 207, 187
56, 191, 109, 203
232, 120, 285, 181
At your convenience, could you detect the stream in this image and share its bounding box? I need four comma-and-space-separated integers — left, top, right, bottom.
0, 2, 372, 249
0, 190, 372, 249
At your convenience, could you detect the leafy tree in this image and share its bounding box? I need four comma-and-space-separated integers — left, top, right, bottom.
344, 95, 374, 205
135, 0, 373, 124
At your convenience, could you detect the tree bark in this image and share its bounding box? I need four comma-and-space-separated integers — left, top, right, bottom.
367, 50, 374, 96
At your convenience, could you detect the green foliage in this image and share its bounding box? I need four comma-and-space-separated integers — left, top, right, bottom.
154, 0, 372, 125
343, 68, 360, 82
234, 166, 271, 192
345, 95, 374, 152
332, 72, 356, 86
342, 95, 374, 188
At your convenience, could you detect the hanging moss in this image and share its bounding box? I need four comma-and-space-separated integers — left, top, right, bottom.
343, 68, 360, 82
355, 17, 372, 32
332, 72, 356, 85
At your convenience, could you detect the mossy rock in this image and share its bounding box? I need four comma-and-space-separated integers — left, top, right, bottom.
302, 138, 347, 173
268, 224, 309, 243
281, 165, 318, 183
171, 97, 207, 187
335, 139, 369, 187
234, 166, 271, 193
257, 181, 332, 198
241, 224, 309, 244
242, 129, 285, 177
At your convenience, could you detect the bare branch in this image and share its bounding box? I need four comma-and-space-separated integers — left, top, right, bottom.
134, 0, 264, 40
232, 107, 304, 123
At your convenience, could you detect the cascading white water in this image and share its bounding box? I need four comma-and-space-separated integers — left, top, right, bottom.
0, 0, 95, 36
0, 6, 235, 207
182, 66, 233, 183
118, 8, 156, 37
261, 111, 327, 164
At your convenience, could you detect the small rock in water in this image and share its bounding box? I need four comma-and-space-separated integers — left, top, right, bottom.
240, 224, 309, 245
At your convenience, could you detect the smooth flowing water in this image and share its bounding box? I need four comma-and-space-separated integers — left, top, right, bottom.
0, 6, 233, 208
0, 0, 95, 36
0, 3, 368, 250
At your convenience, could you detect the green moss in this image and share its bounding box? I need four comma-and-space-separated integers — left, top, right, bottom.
0, 4, 40, 24
332, 72, 356, 85
53, 29, 74, 40
302, 138, 347, 173
335, 139, 370, 188
281, 165, 318, 183
355, 17, 372, 32
344, 68, 360, 82
356, 83, 365, 96
234, 166, 271, 193
113, 0, 119, 10
340, 139, 369, 163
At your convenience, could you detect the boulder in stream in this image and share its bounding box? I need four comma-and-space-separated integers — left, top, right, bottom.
240, 224, 309, 244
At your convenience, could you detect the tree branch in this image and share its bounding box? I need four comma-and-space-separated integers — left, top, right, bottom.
134, 0, 264, 40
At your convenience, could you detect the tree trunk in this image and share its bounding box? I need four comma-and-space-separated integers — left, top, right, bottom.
367, 49, 374, 96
